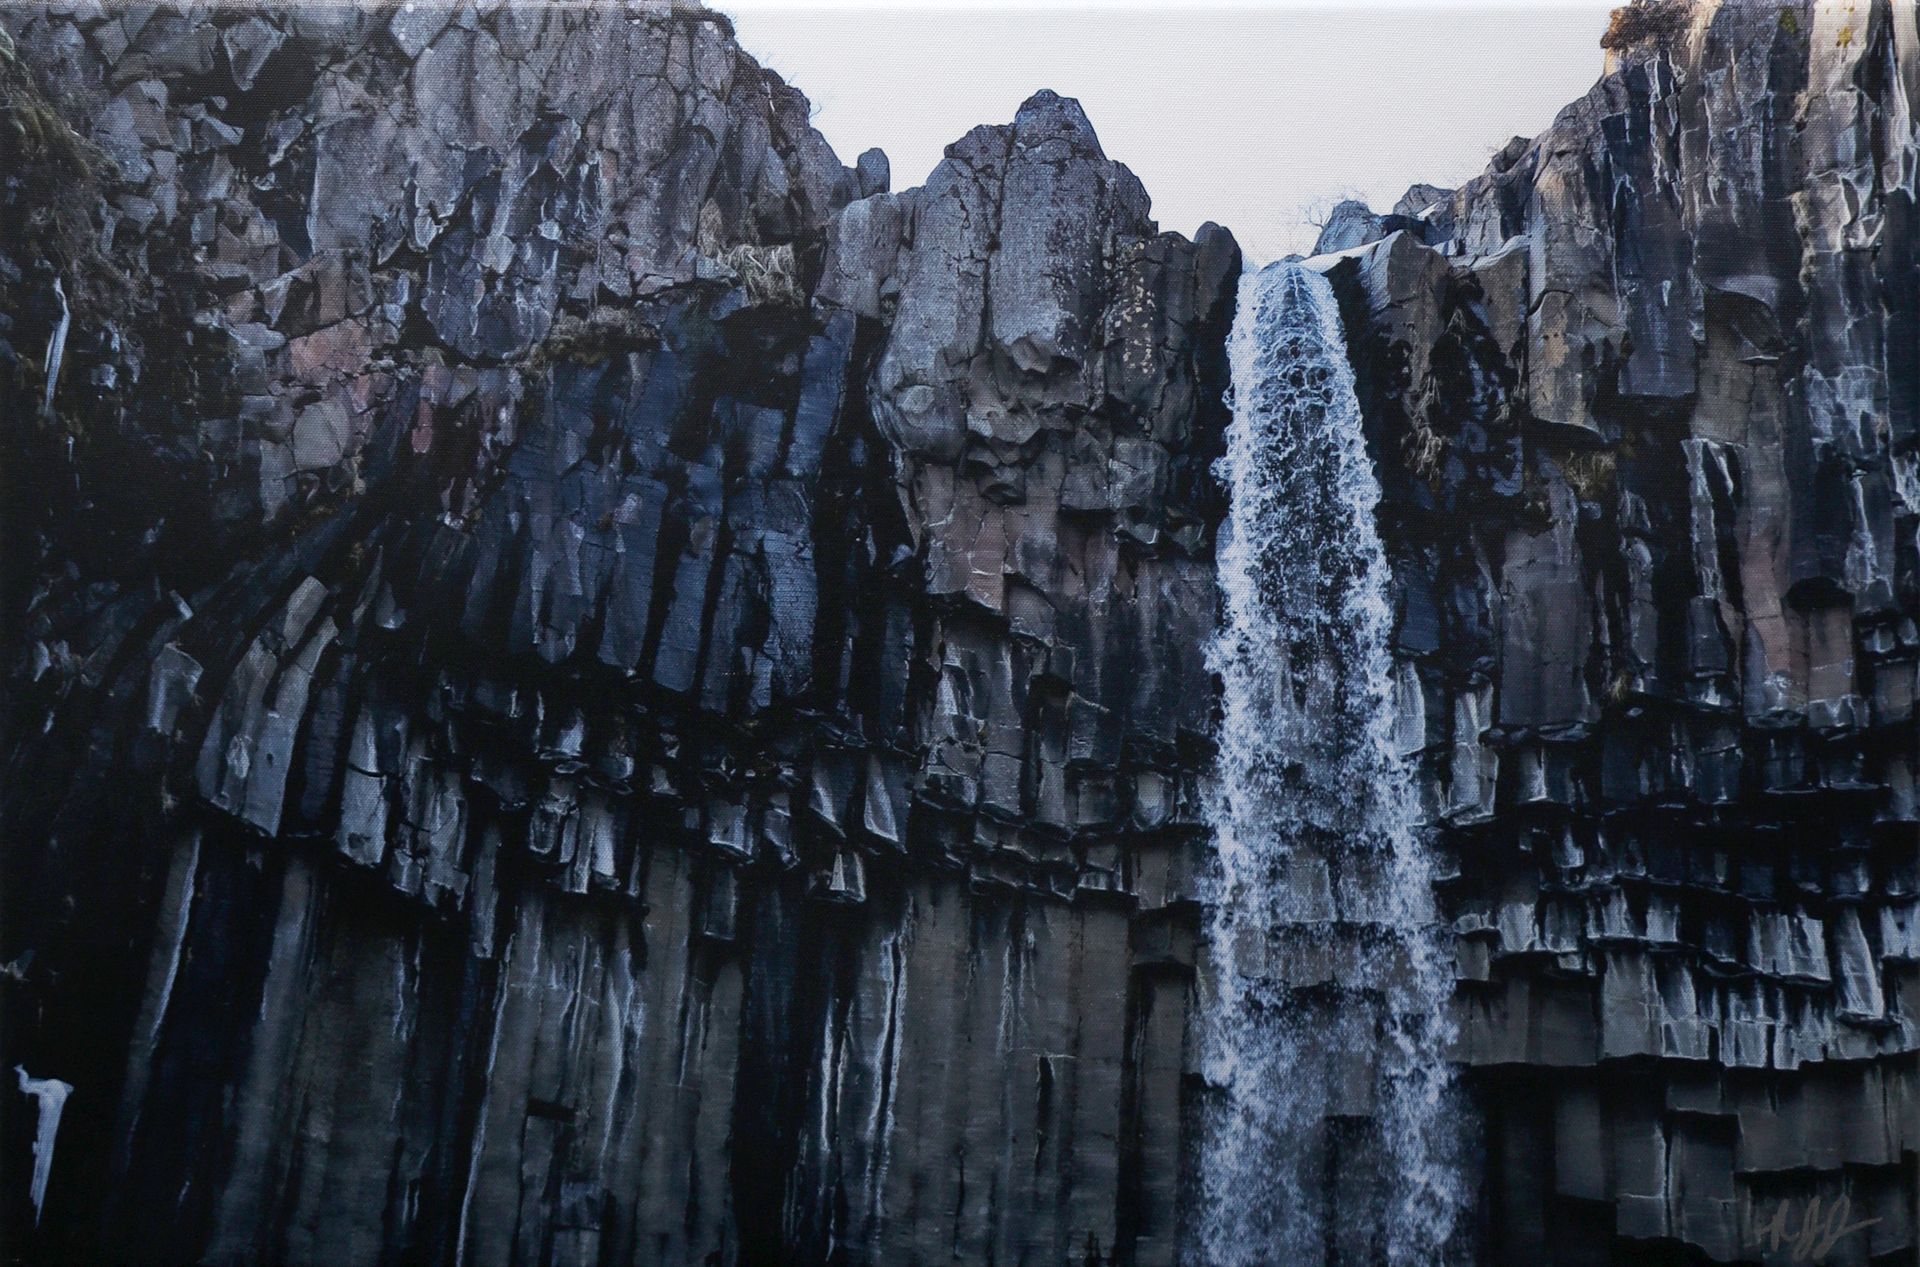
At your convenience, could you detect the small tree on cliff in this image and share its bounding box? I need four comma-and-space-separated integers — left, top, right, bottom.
1601, 0, 1691, 54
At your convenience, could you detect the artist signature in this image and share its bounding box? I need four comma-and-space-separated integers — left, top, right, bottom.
1748, 1194, 1880, 1263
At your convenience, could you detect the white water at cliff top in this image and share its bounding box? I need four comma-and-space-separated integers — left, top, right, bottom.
1186, 261, 1472, 1265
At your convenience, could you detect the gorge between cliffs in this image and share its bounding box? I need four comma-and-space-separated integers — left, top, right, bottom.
2, 3, 1918, 1265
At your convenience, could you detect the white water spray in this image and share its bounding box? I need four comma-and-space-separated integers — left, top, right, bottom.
1188, 261, 1470, 1266
16, 1065, 73, 1226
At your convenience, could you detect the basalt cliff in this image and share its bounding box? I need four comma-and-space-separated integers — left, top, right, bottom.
0, 2, 1914, 1264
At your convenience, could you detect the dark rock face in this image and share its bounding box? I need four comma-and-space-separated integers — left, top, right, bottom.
0, 2, 1914, 1265
0, 5, 1233, 1264
1320, 4, 1920, 1261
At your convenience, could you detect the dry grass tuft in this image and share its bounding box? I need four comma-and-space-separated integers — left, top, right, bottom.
1562, 449, 1618, 504
717, 242, 803, 307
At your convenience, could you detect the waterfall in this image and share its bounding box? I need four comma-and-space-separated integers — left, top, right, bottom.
1187, 261, 1470, 1265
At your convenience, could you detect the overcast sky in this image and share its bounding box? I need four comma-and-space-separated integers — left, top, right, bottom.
723, 2, 1614, 261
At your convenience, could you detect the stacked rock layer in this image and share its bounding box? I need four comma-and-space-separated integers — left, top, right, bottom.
0, 2, 1913, 1264
1322, 4, 1919, 1261
0, 4, 1233, 1264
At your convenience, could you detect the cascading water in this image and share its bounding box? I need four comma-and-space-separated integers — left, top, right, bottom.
1187, 261, 1471, 1265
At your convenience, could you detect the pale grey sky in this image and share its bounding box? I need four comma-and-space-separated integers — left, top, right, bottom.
725, 2, 1614, 261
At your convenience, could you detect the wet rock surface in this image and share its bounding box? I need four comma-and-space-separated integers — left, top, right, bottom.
0, 2, 1914, 1265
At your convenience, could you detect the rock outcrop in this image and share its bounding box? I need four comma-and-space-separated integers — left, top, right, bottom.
0, 2, 1914, 1265
0, 4, 1233, 1264
1318, 3, 1920, 1261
